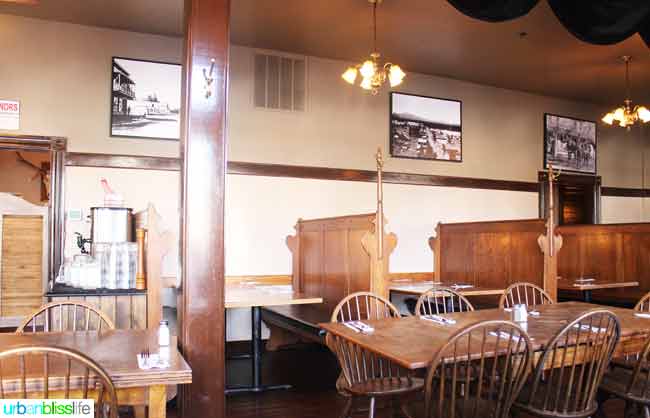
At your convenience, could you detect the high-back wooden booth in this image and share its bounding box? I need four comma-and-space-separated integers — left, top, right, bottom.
429, 219, 547, 289
557, 223, 650, 302
286, 212, 395, 311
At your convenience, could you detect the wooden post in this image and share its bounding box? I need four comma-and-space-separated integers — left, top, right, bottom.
180, 0, 229, 417
361, 147, 396, 298
538, 166, 563, 301
135, 228, 146, 290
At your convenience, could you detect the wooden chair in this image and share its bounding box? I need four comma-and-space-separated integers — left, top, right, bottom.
599, 334, 650, 418
423, 320, 533, 418
512, 309, 620, 418
610, 291, 650, 371
498, 282, 554, 309
415, 286, 474, 317
327, 292, 423, 418
16, 301, 115, 333
0, 345, 118, 418
635, 292, 650, 312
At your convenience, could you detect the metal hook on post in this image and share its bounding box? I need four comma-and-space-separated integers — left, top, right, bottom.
203, 58, 216, 98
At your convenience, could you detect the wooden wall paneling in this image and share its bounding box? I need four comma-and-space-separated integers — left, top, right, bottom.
431, 219, 546, 290
556, 223, 650, 301
180, 0, 229, 416
286, 213, 394, 309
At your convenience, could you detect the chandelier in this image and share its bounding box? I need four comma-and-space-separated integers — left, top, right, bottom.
602, 56, 650, 129
341, 0, 405, 95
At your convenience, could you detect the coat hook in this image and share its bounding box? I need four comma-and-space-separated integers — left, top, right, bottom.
203, 58, 216, 98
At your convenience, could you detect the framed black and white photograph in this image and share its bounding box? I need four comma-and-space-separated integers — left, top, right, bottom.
544, 113, 597, 174
110, 57, 181, 140
389, 92, 462, 161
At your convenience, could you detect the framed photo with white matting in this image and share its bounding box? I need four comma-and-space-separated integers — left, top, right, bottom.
389, 92, 462, 162
110, 57, 181, 140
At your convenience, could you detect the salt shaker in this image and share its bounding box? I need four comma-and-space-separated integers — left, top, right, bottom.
512, 304, 528, 322
158, 320, 170, 346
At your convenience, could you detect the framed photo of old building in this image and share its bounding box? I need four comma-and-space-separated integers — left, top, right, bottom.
389, 92, 462, 162
544, 113, 597, 174
110, 57, 182, 140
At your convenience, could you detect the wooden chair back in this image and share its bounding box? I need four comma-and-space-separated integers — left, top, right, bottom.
499, 282, 554, 309
330, 291, 400, 323
415, 286, 474, 316
635, 291, 650, 312
618, 335, 650, 402
424, 320, 532, 418
327, 292, 405, 388
0, 345, 118, 418
518, 309, 620, 417
16, 301, 115, 333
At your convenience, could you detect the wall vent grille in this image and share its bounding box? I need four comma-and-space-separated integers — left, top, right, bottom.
253, 52, 306, 111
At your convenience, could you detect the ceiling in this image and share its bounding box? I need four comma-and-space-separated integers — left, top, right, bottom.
1, 0, 648, 105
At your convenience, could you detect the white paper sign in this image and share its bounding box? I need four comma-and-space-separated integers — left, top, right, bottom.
0, 100, 20, 130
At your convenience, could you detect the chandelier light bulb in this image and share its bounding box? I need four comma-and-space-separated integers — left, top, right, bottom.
602, 113, 615, 125
342, 67, 358, 85
360, 60, 376, 78
638, 106, 650, 123
360, 76, 373, 90
613, 107, 625, 121
388, 65, 406, 87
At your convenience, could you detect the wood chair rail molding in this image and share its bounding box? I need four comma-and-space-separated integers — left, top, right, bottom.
65, 153, 649, 197
428, 219, 547, 290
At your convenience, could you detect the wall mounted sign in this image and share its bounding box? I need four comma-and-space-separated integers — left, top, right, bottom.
0, 100, 20, 130
389, 92, 462, 162
110, 57, 181, 141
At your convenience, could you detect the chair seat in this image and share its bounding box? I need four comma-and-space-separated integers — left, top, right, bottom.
600, 366, 650, 405
513, 379, 598, 418
339, 376, 424, 397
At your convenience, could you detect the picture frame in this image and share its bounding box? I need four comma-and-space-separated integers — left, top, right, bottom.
110, 57, 182, 141
543, 113, 597, 175
389, 92, 462, 162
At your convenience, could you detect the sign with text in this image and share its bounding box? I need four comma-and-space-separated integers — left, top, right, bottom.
0, 100, 20, 130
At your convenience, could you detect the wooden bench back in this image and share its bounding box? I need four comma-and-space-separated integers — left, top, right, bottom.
557, 223, 650, 301
429, 219, 546, 289
287, 213, 396, 311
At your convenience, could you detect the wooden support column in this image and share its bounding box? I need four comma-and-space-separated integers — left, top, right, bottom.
180, 1, 229, 418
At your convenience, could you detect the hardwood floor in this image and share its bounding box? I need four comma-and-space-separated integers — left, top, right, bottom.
224, 341, 629, 418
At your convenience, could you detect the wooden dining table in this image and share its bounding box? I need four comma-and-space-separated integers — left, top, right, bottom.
225, 282, 323, 394
389, 281, 505, 298
319, 301, 650, 370
557, 279, 640, 303
0, 329, 191, 418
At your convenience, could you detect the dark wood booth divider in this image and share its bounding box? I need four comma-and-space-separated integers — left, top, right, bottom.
557, 223, 650, 303
429, 219, 547, 290
286, 212, 396, 311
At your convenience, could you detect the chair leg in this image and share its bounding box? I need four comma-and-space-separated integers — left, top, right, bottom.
644, 405, 650, 418
399, 398, 415, 418
338, 397, 352, 418
368, 397, 376, 418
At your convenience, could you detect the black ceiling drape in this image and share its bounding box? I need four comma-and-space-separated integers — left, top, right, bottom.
446, 0, 650, 48
446, 0, 540, 23
548, 0, 650, 46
